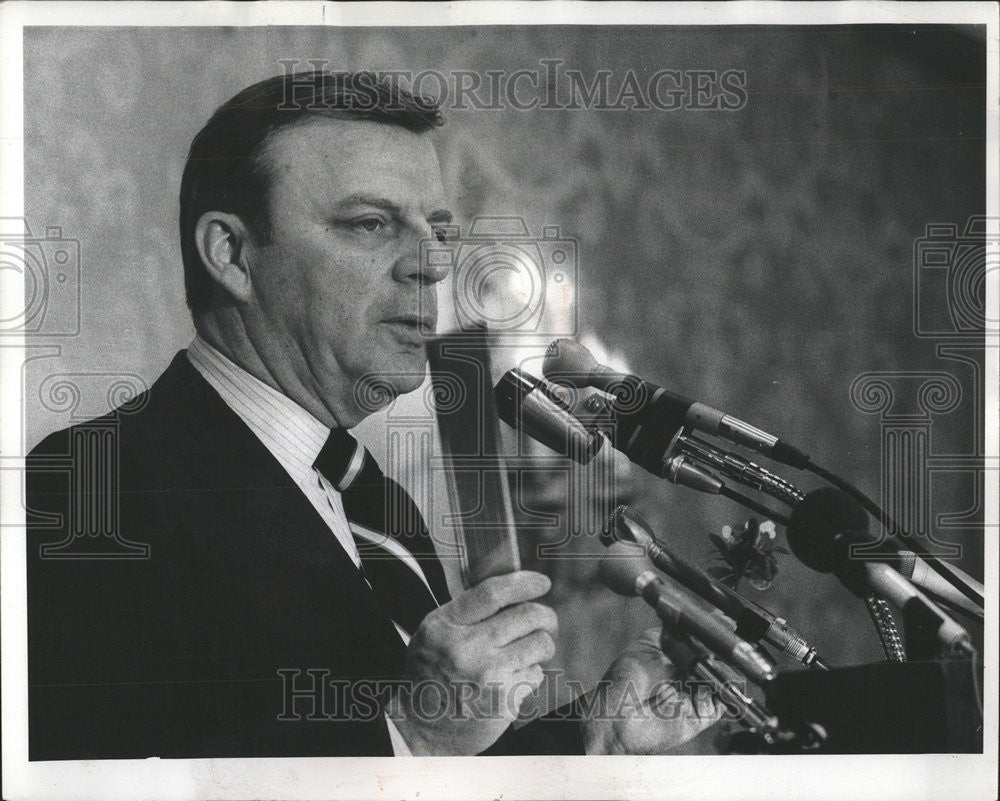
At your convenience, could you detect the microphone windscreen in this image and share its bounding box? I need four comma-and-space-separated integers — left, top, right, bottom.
786, 487, 870, 573
598, 541, 652, 597
543, 339, 599, 387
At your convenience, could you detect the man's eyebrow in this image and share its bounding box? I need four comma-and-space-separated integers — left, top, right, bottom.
333, 194, 453, 224
427, 209, 454, 224
333, 194, 403, 215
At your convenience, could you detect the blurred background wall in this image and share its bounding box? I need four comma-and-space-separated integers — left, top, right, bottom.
22, 24, 985, 750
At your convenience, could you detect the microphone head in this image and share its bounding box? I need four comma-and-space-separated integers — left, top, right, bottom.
543, 339, 600, 388
601, 505, 656, 549
598, 540, 653, 597
786, 487, 871, 574
494, 368, 603, 464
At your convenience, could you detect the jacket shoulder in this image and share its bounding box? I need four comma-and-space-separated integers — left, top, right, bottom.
27, 350, 202, 474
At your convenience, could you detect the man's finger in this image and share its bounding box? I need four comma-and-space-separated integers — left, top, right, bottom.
508, 664, 546, 715
498, 629, 557, 672
448, 571, 551, 625
511, 663, 545, 689
482, 601, 558, 647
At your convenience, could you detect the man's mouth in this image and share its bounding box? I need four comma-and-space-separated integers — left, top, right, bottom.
382, 315, 436, 343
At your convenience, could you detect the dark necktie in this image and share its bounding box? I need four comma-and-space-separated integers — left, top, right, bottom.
313, 429, 449, 638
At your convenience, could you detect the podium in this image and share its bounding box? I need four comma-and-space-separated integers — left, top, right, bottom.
762, 659, 982, 753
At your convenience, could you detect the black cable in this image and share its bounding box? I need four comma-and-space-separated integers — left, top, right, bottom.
719, 484, 790, 527
804, 459, 984, 610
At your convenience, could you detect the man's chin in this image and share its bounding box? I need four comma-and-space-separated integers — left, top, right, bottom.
386, 348, 430, 391
350, 351, 429, 414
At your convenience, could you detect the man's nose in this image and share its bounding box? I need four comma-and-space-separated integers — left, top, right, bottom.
393, 225, 453, 286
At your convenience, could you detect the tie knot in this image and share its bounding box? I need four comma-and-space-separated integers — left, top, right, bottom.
314, 429, 368, 491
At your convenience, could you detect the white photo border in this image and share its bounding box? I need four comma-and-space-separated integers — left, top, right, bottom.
1, 2, 997, 800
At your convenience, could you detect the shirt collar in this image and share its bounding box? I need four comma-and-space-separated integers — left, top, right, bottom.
186, 334, 332, 480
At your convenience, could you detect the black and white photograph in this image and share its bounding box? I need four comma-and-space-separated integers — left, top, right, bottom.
1, 2, 996, 799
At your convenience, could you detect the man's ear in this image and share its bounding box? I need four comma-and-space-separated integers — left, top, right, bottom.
194, 211, 256, 304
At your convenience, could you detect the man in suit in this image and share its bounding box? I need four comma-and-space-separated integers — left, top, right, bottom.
27, 70, 719, 758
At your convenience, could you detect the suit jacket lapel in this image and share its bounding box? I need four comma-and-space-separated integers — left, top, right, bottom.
149, 351, 406, 647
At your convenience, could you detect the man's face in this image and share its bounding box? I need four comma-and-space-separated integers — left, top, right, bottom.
246, 117, 451, 423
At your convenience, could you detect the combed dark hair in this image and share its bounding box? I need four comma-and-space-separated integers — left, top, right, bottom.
179, 70, 444, 315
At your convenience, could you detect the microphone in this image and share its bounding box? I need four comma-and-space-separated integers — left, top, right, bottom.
787, 488, 983, 616
494, 372, 792, 524
896, 551, 984, 618
494, 368, 604, 464
543, 339, 810, 469
599, 540, 777, 686
657, 630, 781, 736
604, 506, 826, 669
786, 488, 974, 655
493, 369, 722, 487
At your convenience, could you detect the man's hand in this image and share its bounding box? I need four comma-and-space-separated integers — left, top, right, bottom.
581, 628, 723, 755
388, 571, 558, 756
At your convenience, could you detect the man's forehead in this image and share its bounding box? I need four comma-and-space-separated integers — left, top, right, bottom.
263, 116, 447, 209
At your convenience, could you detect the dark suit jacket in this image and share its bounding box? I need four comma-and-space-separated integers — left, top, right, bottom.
27, 351, 583, 759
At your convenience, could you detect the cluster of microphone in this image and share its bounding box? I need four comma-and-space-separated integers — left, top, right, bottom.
493, 338, 983, 698
605, 505, 825, 670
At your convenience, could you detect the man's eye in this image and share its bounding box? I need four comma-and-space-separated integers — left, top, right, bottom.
354, 218, 386, 234
432, 226, 451, 243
